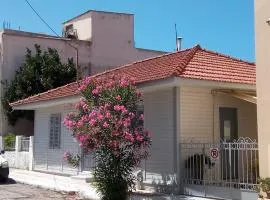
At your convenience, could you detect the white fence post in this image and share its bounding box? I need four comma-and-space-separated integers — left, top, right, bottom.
0, 135, 3, 150
15, 136, 22, 152
15, 136, 22, 168
29, 136, 34, 171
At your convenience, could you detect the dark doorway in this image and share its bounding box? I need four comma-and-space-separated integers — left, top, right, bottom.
219, 107, 238, 180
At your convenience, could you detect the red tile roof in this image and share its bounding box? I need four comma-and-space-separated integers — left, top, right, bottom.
10, 45, 255, 107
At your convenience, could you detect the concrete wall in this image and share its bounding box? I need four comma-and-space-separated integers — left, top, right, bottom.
0, 31, 92, 136
34, 104, 80, 175
63, 11, 165, 74
255, 0, 270, 177
179, 86, 257, 142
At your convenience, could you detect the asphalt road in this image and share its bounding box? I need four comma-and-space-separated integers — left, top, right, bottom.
0, 179, 82, 200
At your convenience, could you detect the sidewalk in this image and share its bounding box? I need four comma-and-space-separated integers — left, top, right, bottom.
9, 169, 99, 199
9, 168, 213, 200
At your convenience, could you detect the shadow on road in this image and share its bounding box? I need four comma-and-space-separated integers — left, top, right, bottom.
0, 178, 16, 185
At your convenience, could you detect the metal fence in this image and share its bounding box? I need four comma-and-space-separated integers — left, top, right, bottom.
180, 137, 259, 192
20, 136, 30, 152
81, 151, 96, 171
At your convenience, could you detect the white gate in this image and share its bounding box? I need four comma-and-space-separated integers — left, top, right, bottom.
180, 137, 259, 200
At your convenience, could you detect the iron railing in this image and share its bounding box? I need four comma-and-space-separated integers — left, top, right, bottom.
20, 136, 30, 152
180, 137, 259, 191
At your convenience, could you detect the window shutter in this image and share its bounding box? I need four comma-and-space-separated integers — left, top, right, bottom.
49, 114, 61, 149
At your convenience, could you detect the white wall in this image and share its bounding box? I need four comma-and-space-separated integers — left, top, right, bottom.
143, 88, 175, 176
64, 13, 93, 41
34, 104, 80, 175
179, 86, 257, 142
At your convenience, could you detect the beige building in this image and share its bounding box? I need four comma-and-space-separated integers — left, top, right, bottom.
255, 0, 270, 178
0, 10, 165, 136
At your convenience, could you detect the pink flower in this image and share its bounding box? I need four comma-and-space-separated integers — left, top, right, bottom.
125, 132, 134, 143
129, 112, 135, 119
115, 95, 122, 101
92, 89, 99, 95
105, 112, 111, 119
77, 121, 83, 127
136, 134, 144, 142
103, 121, 109, 128
63, 151, 70, 161
114, 105, 121, 111
139, 114, 144, 121
123, 117, 131, 127
97, 113, 104, 120
89, 119, 96, 126
112, 131, 120, 136
120, 77, 129, 87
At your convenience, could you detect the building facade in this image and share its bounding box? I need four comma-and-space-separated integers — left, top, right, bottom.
255, 0, 270, 178
0, 10, 165, 136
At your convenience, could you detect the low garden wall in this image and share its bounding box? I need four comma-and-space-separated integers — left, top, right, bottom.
2, 135, 33, 170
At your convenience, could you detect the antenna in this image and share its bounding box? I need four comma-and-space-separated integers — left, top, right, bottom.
175, 23, 178, 51
174, 24, 182, 51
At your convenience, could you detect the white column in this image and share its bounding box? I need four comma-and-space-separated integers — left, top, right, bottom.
28, 136, 34, 171
0, 136, 3, 150
15, 136, 22, 168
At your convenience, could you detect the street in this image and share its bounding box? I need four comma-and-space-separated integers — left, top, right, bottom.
0, 179, 81, 200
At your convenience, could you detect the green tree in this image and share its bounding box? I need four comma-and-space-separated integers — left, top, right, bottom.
2, 44, 77, 125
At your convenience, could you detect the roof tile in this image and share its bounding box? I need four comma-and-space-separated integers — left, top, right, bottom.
10, 45, 255, 107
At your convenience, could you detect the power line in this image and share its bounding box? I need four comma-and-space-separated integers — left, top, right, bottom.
24, 0, 60, 37
24, 0, 80, 80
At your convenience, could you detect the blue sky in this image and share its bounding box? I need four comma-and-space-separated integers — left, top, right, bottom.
1, 0, 254, 61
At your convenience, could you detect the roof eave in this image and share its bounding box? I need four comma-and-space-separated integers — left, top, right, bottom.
11, 95, 80, 110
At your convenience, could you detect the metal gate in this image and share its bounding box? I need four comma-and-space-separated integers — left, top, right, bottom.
180, 137, 259, 200
81, 151, 95, 171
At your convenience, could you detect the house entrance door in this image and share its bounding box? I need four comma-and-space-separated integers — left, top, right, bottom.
219, 107, 238, 180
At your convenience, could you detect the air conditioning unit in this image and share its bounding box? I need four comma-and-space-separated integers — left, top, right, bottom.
63, 24, 78, 39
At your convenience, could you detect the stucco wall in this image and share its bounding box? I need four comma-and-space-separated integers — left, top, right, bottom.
255, 0, 270, 177
34, 104, 80, 175
63, 11, 166, 74
179, 86, 257, 142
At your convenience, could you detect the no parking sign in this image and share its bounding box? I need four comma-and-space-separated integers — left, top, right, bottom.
209, 148, 219, 160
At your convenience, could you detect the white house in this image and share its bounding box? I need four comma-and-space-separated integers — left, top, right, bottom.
10, 45, 257, 200
0, 10, 165, 136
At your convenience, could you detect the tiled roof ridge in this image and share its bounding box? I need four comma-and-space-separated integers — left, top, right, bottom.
94, 46, 197, 77
9, 46, 198, 107
173, 45, 201, 76
201, 48, 255, 66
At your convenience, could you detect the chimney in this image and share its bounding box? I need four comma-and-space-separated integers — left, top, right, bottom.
176, 37, 182, 51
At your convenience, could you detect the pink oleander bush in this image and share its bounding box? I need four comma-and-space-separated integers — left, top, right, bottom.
64, 74, 151, 200
63, 151, 81, 168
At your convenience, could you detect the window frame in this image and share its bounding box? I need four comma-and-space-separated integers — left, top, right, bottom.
49, 113, 62, 149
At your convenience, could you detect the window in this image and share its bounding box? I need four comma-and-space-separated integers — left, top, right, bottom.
49, 114, 61, 149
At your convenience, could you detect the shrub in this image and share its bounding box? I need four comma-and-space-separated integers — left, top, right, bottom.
63, 151, 81, 168
64, 74, 151, 200
258, 177, 270, 199
3, 133, 16, 151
